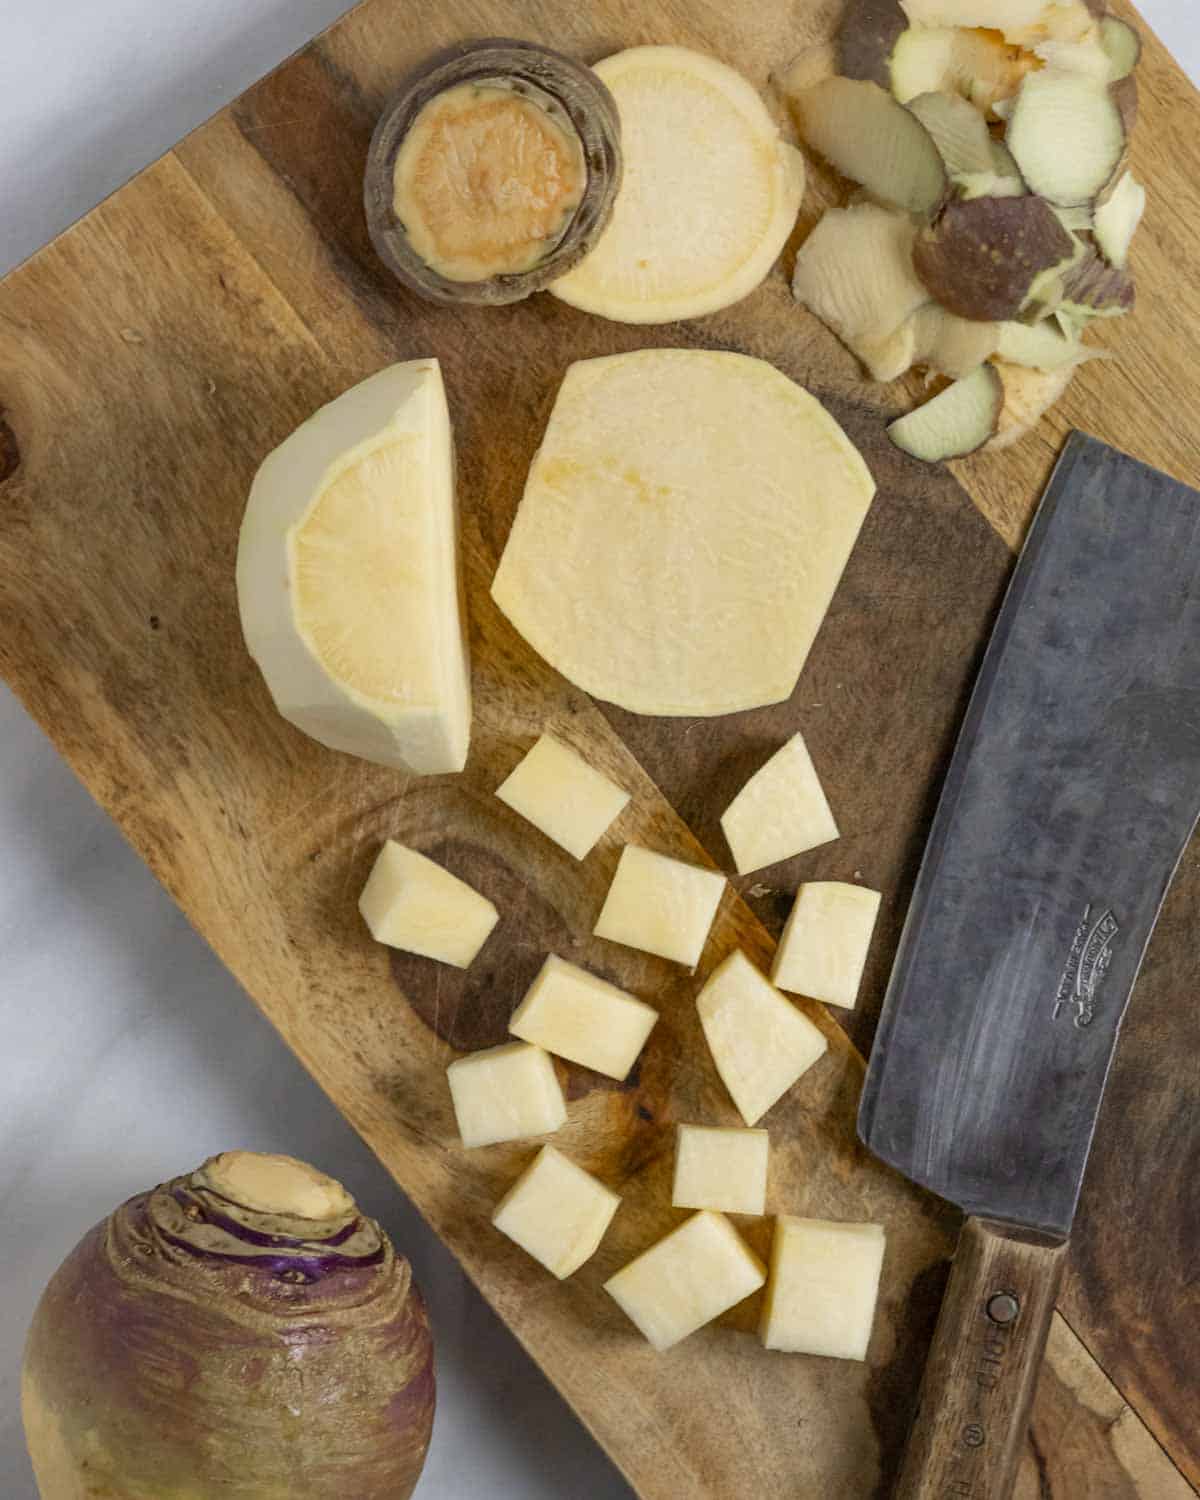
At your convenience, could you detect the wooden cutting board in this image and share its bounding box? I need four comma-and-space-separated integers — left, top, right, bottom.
1, 1, 1197, 1495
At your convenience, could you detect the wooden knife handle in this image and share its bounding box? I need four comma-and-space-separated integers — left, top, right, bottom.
894, 1216, 1068, 1500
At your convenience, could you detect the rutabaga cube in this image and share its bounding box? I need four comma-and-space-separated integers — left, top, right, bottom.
594, 845, 725, 968
359, 841, 499, 968
446, 1042, 567, 1149
496, 734, 631, 859
605, 1211, 766, 1352
492, 1145, 621, 1279
720, 733, 839, 875
772, 881, 882, 1010
508, 955, 657, 1081
672, 1125, 769, 1216
760, 1217, 886, 1361
697, 950, 828, 1126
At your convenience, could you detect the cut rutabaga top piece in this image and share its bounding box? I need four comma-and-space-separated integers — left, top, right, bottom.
1006, 69, 1125, 206
761, 1217, 886, 1360
495, 733, 630, 859
492, 1146, 620, 1279
720, 733, 839, 875
605, 1210, 766, 1351
887, 364, 1003, 462
772, 881, 882, 1011
491, 350, 875, 716
697, 950, 828, 1125
237, 360, 471, 774
360, 841, 499, 967
787, 77, 946, 215
594, 845, 725, 969
549, 46, 804, 323
508, 954, 658, 1081
364, 40, 622, 305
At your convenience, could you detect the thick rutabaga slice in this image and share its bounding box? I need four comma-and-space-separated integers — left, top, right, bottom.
605, 1210, 766, 1351
720, 733, 838, 875
237, 360, 471, 773
491, 350, 875, 716
550, 47, 803, 323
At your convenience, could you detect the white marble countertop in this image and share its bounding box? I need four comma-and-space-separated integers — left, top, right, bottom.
1, 2, 1194, 1495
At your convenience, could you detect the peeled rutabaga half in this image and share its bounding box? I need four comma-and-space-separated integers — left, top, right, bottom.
237, 359, 471, 773
549, 46, 804, 324
491, 350, 876, 716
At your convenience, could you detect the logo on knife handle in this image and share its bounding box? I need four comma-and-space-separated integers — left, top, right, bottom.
1053, 904, 1120, 1029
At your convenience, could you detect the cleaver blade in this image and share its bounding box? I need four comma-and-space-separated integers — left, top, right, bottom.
859, 432, 1200, 1500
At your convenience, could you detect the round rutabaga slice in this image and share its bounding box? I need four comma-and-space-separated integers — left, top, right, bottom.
237, 360, 471, 772
491, 350, 875, 717
549, 47, 804, 324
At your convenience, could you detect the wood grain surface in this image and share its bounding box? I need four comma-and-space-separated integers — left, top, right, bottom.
895, 1219, 1068, 1500
1, 0, 1197, 1496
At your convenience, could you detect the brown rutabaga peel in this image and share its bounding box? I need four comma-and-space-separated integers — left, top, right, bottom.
365, 38, 622, 305
888, 363, 1003, 461
1094, 171, 1146, 269
789, 76, 946, 214
1006, 68, 1126, 205
22, 1152, 435, 1500
836, 0, 908, 87
913, 194, 1075, 322
905, 90, 995, 176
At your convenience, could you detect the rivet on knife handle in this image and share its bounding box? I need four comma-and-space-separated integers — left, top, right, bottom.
894, 1217, 1067, 1500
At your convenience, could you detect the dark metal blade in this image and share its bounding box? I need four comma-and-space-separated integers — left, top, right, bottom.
859, 432, 1200, 1239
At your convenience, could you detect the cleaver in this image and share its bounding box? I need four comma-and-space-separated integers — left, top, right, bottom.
859, 432, 1200, 1500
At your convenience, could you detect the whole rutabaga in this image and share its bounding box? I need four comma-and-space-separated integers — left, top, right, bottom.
21, 1151, 435, 1500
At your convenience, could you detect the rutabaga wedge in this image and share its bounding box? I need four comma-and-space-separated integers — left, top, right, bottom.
792, 201, 929, 347
550, 47, 803, 324
788, 77, 946, 214
237, 360, 471, 773
491, 350, 875, 717
913, 194, 1075, 321
1094, 171, 1146, 269
1006, 69, 1125, 206
888, 364, 1003, 461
